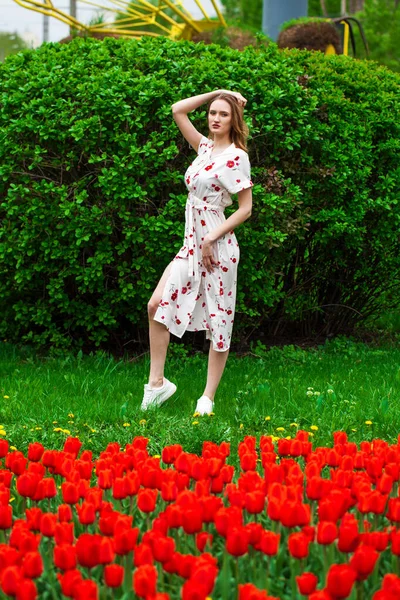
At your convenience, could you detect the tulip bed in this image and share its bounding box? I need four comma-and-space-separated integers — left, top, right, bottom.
1, 431, 400, 600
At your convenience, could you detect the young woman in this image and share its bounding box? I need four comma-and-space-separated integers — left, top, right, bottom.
142, 89, 253, 415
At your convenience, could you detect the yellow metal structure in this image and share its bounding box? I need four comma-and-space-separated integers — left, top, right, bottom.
12, 0, 227, 39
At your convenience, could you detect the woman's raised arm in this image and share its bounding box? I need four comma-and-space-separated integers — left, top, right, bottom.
172, 90, 223, 152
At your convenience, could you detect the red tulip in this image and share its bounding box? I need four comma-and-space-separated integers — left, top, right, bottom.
349, 545, 379, 580
226, 527, 249, 557
76, 502, 96, 525
317, 521, 338, 545
196, 532, 213, 552
152, 535, 175, 563
0, 505, 12, 529
63, 437, 82, 458
22, 552, 43, 579
133, 543, 153, 567
104, 564, 124, 588
58, 504, 73, 522
62, 482, 80, 505
1, 566, 20, 595
40, 513, 57, 537
55, 522, 74, 546
254, 530, 280, 556
57, 569, 82, 597
296, 572, 318, 595
76, 533, 102, 569
54, 544, 77, 571
16, 578, 37, 600
114, 527, 139, 555
133, 564, 157, 598
0, 439, 9, 457
71, 579, 98, 599
137, 488, 157, 513
16, 473, 40, 498
238, 583, 270, 599
182, 508, 203, 535
280, 500, 310, 528
288, 532, 309, 559
245, 491, 265, 514
326, 564, 357, 598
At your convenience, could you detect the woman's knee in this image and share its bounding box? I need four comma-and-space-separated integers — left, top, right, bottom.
147, 298, 159, 320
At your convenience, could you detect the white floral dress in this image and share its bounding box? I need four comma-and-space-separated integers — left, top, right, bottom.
153, 135, 253, 352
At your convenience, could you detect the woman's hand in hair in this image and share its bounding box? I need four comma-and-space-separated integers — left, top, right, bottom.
220, 91, 247, 107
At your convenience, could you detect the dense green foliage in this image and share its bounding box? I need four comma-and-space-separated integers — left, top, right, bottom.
354, 0, 400, 72
0, 37, 399, 351
219, 0, 263, 31
0, 32, 28, 62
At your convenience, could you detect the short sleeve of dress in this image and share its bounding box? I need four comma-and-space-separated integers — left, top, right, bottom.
196, 135, 210, 156
219, 151, 253, 195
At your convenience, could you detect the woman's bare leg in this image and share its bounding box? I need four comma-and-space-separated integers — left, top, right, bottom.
147, 262, 173, 388
202, 345, 229, 402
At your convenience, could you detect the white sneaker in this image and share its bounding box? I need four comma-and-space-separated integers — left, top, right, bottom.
141, 378, 177, 411
195, 395, 214, 416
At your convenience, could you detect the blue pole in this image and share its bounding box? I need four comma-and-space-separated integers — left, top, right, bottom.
262, 0, 309, 41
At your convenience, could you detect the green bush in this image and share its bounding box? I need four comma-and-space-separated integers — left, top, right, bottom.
0, 37, 399, 352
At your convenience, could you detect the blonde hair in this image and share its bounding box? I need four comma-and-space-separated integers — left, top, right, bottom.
207, 93, 249, 152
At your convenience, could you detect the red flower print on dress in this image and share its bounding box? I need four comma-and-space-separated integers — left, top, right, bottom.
222, 267, 228, 272
214, 186, 221, 192
205, 164, 214, 171
201, 220, 206, 227
217, 342, 224, 349
226, 161, 235, 168
234, 156, 240, 161
176, 318, 181, 325
182, 287, 187, 294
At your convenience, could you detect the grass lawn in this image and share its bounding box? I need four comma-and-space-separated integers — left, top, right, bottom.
1, 336, 399, 457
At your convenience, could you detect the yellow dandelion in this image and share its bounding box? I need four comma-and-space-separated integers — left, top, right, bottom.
193, 412, 200, 418
310, 425, 319, 431
153, 455, 161, 459
208, 412, 215, 417
68, 421, 74, 424
308, 432, 314, 437
90, 429, 97, 433
0, 431, 6, 437
10, 446, 17, 451
139, 419, 146, 425
68, 413, 74, 418
192, 421, 199, 426
239, 424, 244, 429
53, 427, 62, 432
30, 428, 34, 432
35, 427, 42, 431
3, 396, 9, 399
265, 416, 271, 421
123, 423, 131, 427
276, 427, 285, 432
10, 497, 15, 503
290, 423, 299, 428
63, 429, 71, 435
351, 428, 357, 432
271, 435, 279, 442
365, 420, 373, 425
285, 436, 292, 440
52, 421, 58, 424
22, 426, 27, 429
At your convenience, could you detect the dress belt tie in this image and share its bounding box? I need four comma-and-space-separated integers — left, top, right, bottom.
185, 193, 224, 281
